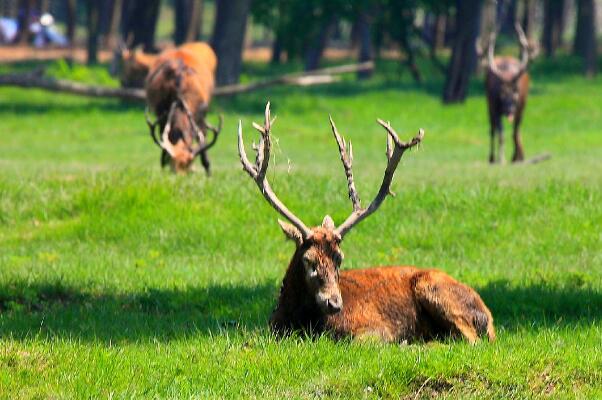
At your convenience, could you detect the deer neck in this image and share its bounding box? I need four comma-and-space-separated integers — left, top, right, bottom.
270, 249, 324, 333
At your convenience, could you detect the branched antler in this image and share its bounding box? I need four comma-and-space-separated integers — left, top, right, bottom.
156, 101, 179, 157
177, 97, 222, 156
238, 102, 312, 239
333, 119, 424, 238
195, 114, 223, 155
329, 116, 361, 212
515, 21, 530, 74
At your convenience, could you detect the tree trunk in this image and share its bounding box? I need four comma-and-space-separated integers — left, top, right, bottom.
356, 12, 373, 79
186, 0, 202, 42
174, 0, 203, 44
304, 16, 337, 71
86, 0, 100, 64
271, 35, 283, 64
521, 0, 537, 38
498, 0, 517, 34
443, 0, 483, 103
104, 0, 123, 48
65, 0, 76, 45
122, 0, 160, 52
574, 0, 597, 76
15, 0, 35, 44
434, 14, 447, 50
211, 0, 251, 85
399, 9, 421, 83
542, 0, 565, 57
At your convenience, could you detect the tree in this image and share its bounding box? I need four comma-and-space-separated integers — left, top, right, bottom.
211, 0, 252, 85
355, 11, 374, 79
121, 0, 161, 52
15, 0, 35, 44
541, 0, 566, 58
65, 0, 77, 46
174, 0, 203, 45
443, 0, 483, 103
86, 0, 100, 64
104, 0, 123, 49
520, 0, 537, 38
573, 0, 598, 77
304, 16, 338, 70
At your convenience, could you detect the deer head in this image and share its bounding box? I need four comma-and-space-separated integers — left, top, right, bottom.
119, 46, 158, 88
145, 99, 222, 174
238, 102, 423, 315
483, 22, 532, 121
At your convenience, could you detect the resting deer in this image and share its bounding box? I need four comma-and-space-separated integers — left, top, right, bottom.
144, 42, 222, 174
483, 23, 532, 164
238, 103, 496, 344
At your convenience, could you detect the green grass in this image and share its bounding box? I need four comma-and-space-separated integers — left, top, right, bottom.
1, 58, 601, 398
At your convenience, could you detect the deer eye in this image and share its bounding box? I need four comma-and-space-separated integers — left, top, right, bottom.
332, 251, 343, 267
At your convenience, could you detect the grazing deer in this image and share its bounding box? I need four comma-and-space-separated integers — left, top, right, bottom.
483, 23, 532, 164
144, 42, 222, 174
238, 103, 495, 344
120, 42, 217, 88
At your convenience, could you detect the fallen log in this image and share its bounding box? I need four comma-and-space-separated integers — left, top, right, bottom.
0, 61, 374, 102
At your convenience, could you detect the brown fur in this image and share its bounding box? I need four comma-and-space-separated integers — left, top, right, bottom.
271, 221, 496, 344
485, 56, 530, 163
143, 42, 217, 174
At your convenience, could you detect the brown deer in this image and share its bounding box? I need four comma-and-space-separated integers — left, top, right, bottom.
238, 103, 496, 344
483, 23, 532, 164
144, 42, 221, 174
120, 42, 217, 88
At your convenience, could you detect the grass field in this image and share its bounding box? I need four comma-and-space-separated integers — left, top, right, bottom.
1, 58, 601, 398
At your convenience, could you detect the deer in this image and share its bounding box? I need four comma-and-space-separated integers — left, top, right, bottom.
238, 102, 496, 344
144, 42, 222, 174
482, 23, 532, 164
119, 42, 217, 88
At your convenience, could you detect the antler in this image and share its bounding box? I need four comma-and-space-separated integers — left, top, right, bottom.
147, 101, 178, 157
333, 119, 424, 238
487, 30, 505, 78
194, 114, 223, 156
178, 97, 222, 156
515, 21, 530, 74
329, 116, 361, 212
238, 102, 313, 239
145, 106, 161, 147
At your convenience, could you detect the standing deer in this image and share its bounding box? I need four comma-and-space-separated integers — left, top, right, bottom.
144, 42, 222, 174
238, 103, 495, 343
484, 23, 532, 164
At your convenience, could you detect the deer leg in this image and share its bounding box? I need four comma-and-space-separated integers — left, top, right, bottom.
497, 123, 505, 165
489, 125, 496, 164
160, 150, 170, 168
512, 117, 525, 162
413, 271, 496, 344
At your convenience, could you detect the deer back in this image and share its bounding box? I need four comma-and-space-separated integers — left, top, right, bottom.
145, 43, 216, 118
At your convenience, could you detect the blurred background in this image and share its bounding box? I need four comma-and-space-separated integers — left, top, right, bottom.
0, 0, 599, 102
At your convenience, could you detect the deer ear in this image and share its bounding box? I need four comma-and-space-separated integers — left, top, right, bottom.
322, 215, 335, 230
278, 220, 303, 246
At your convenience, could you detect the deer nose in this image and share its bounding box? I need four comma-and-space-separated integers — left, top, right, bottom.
326, 296, 342, 313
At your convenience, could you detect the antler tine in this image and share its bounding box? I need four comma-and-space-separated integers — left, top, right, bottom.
145, 106, 162, 147
329, 116, 361, 212
194, 114, 223, 155
157, 101, 178, 157
515, 21, 530, 72
334, 121, 424, 238
238, 102, 313, 239
487, 30, 504, 78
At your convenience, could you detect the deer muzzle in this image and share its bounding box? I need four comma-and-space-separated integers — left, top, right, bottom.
316, 288, 343, 315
